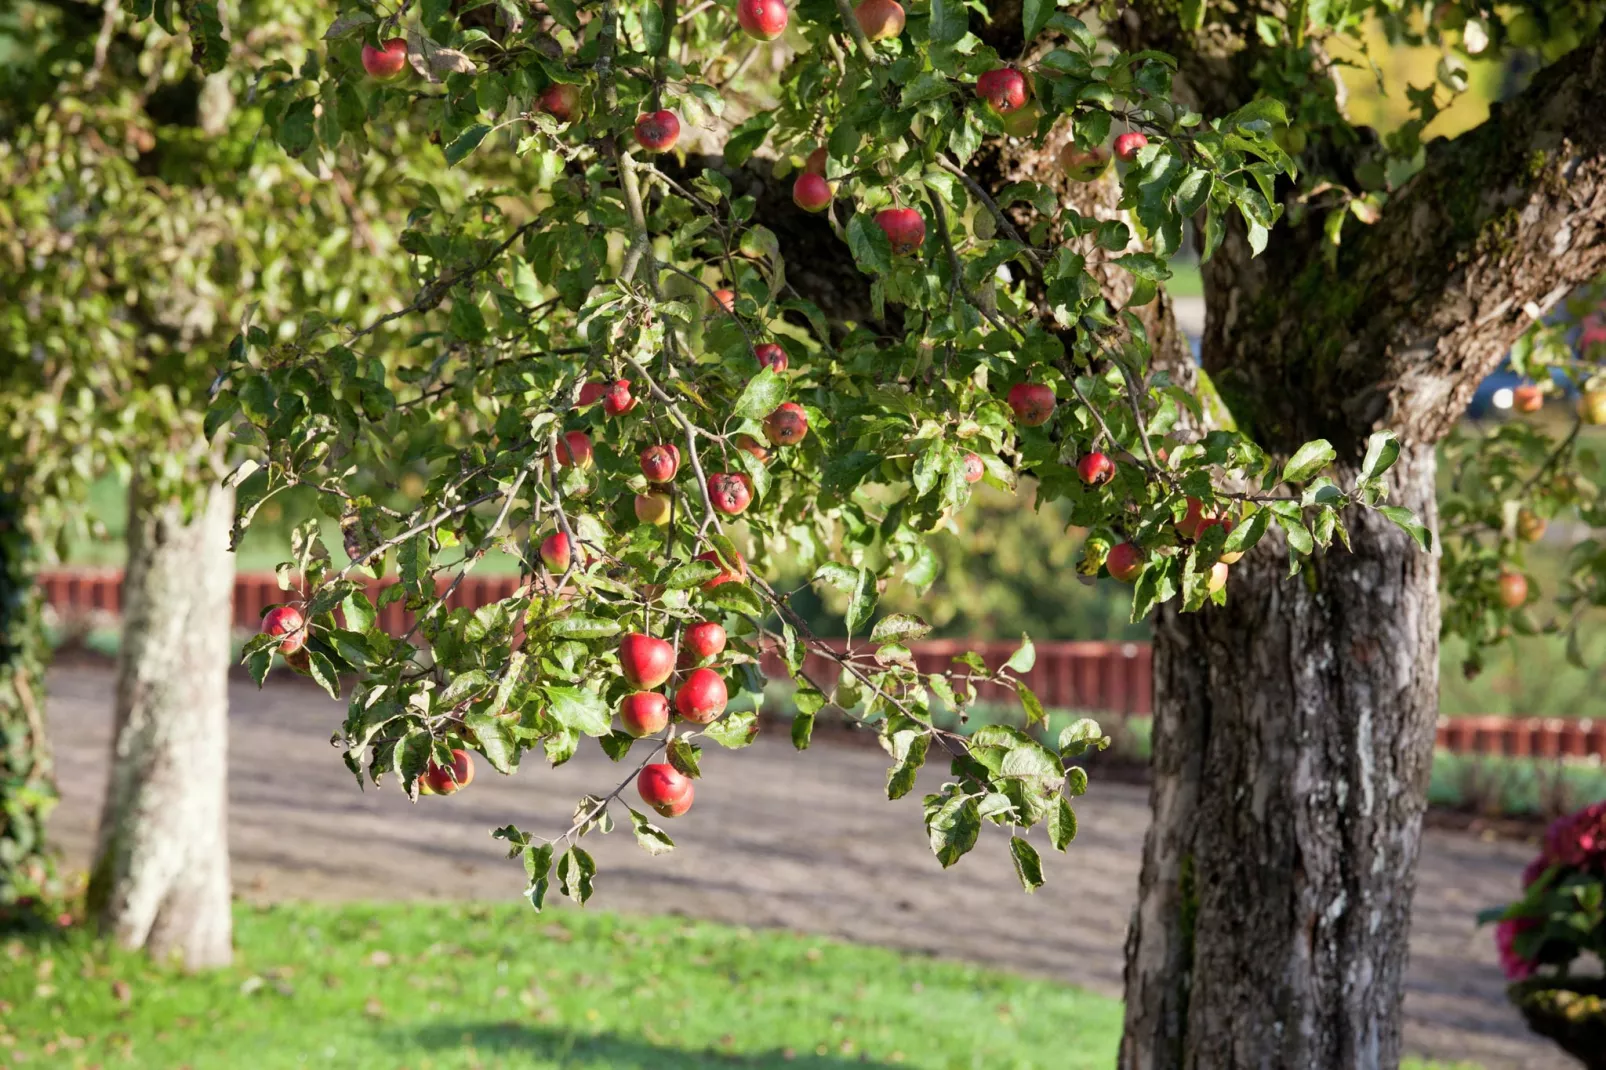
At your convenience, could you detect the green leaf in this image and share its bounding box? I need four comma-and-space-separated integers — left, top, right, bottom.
732, 367, 786, 419
1360, 430, 1401, 481
442, 669, 491, 705
395, 727, 433, 798
1281, 439, 1336, 483
1222, 508, 1269, 556
464, 712, 516, 774
1016, 681, 1047, 728
901, 73, 953, 107
870, 613, 931, 644
180, 0, 229, 74
1009, 836, 1045, 892
667, 560, 722, 589
705, 581, 764, 617
247, 648, 271, 687
307, 650, 341, 700
1005, 634, 1036, 673
444, 123, 492, 166
1379, 506, 1433, 551
1048, 796, 1078, 850
627, 806, 676, 856
556, 846, 596, 904
846, 213, 893, 277
723, 113, 776, 167
342, 590, 376, 633
667, 738, 702, 779
844, 567, 878, 638
544, 686, 612, 736
704, 710, 759, 748
927, 794, 981, 868
547, 615, 623, 639
1110, 252, 1173, 281
791, 710, 816, 750
1022, 0, 1054, 42
1276, 512, 1315, 556
929, 0, 968, 43
1180, 0, 1206, 31
886, 733, 929, 800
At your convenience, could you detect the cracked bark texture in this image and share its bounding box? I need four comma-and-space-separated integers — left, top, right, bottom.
1119, 25, 1606, 1070
86, 470, 233, 968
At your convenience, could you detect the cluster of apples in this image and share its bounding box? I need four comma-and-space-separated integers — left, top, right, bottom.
618, 624, 732, 818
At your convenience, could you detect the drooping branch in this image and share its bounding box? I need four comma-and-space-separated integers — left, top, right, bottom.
1203, 29, 1606, 453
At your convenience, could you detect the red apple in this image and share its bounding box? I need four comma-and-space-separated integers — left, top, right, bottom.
683, 621, 727, 660
635, 491, 673, 526
634, 111, 680, 153
262, 605, 307, 655
1107, 542, 1144, 583
1114, 131, 1149, 162
577, 381, 607, 407
538, 83, 580, 123
711, 288, 737, 313
675, 667, 728, 724
1059, 144, 1111, 182
603, 378, 636, 416
754, 343, 789, 372
638, 762, 694, 817
793, 172, 832, 212
804, 146, 829, 175
640, 443, 681, 483
854, 0, 905, 40
962, 452, 985, 484
1513, 384, 1543, 413
556, 430, 594, 468
707, 472, 753, 515
539, 532, 573, 573
361, 38, 409, 81
1497, 570, 1528, 609
763, 402, 809, 446
1175, 497, 1216, 541
695, 549, 747, 587
619, 692, 669, 738
1078, 451, 1115, 486
285, 647, 311, 675
976, 67, 1029, 114
1007, 383, 1055, 427
418, 748, 475, 796
737, 0, 788, 41
1206, 561, 1229, 594
874, 208, 926, 256
619, 633, 675, 689
734, 433, 771, 464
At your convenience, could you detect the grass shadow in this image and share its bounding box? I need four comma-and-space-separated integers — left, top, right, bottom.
409, 1021, 905, 1068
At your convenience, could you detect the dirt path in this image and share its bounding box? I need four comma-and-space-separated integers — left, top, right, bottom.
44, 663, 1568, 1069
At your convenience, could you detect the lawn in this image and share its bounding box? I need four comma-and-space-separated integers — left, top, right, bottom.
0, 903, 1489, 1070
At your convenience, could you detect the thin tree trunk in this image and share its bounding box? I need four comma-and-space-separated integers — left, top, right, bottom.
1121, 444, 1441, 1069
86, 471, 234, 967
0, 491, 57, 916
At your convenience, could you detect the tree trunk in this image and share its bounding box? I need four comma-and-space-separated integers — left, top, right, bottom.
0, 491, 57, 918
1121, 444, 1441, 1069
86, 472, 234, 967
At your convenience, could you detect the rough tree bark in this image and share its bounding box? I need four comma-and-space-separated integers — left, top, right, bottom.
1115, 19, 1606, 1070
86, 470, 234, 967
0, 490, 57, 917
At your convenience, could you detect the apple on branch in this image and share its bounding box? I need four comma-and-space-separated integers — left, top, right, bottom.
638, 762, 694, 818
361, 39, 409, 80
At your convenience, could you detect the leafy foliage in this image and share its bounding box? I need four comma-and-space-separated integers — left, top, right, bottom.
113, 0, 1441, 899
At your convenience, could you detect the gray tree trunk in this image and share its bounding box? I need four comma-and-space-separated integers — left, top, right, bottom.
1120, 445, 1442, 1069
86, 472, 234, 968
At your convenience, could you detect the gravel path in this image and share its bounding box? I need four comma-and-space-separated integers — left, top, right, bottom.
44, 663, 1569, 1069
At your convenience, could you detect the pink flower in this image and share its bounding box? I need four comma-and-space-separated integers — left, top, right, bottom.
1541, 801, 1606, 870
1495, 917, 1538, 981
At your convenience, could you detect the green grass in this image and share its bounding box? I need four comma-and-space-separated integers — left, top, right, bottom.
0, 902, 1487, 1069
3, 902, 1124, 1070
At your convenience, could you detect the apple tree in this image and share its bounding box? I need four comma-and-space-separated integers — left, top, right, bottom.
0, 0, 473, 959
134, 0, 1606, 1064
